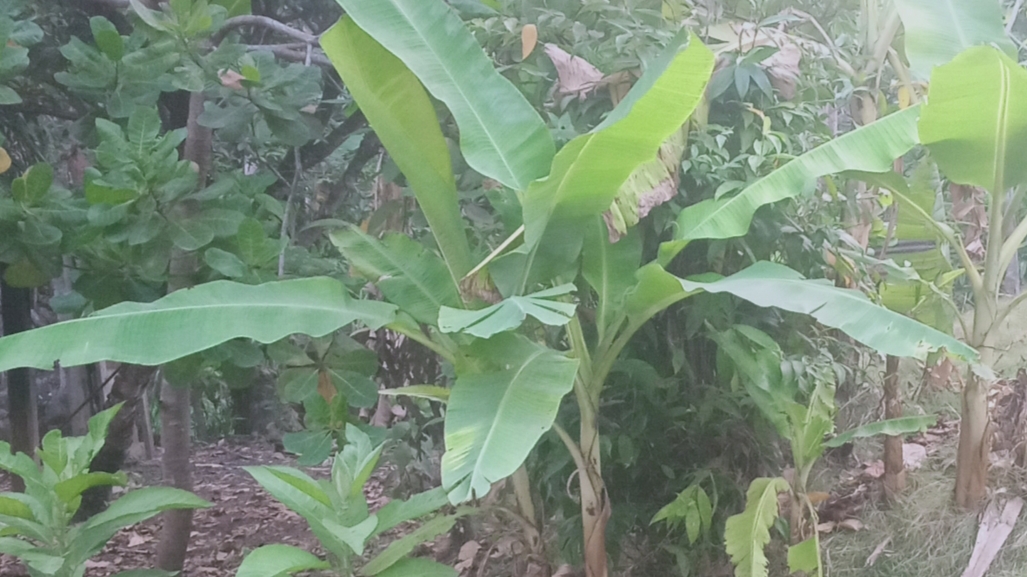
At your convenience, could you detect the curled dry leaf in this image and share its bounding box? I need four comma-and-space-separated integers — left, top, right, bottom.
544, 44, 604, 101
219, 69, 246, 91
522, 24, 538, 60
838, 518, 865, 532
706, 21, 821, 100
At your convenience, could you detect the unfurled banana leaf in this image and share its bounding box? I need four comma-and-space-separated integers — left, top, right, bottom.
494, 31, 712, 295
331, 227, 460, 326
625, 261, 976, 360
334, 0, 554, 191
665, 106, 921, 264
895, 0, 1015, 81
438, 284, 576, 338
919, 46, 1027, 193
0, 278, 396, 371
320, 18, 472, 281
724, 477, 789, 577
441, 333, 579, 503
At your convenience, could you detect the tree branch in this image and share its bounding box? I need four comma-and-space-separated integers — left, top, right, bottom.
246, 45, 332, 67
212, 15, 317, 45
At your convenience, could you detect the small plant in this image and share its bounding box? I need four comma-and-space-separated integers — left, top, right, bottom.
0, 404, 210, 577
236, 424, 465, 577
716, 326, 936, 577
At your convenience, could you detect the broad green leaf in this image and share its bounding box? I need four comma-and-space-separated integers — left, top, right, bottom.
245, 466, 333, 511
667, 107, 921, 262
327, 368, 379, 409
651, 483, 713, 545
168, 216, 215, 251
919, 47, 1027, 192
332, 228, 460, 326
513, 32, 712, 291
323, 515, 377, 556
333, 424, 384, 499
441, 334, 578, 503
282, 430, 334, 466
0, 278, 396, 371
360, 513, 466, 576
373, 558, 457, 577
204, 247, 248, 278
824, 415, 937, 448
321, 18, 472, 280
895, 0, 1015, 81
90, 16, 124, 61
373, 486, 450, 537
787, 536, 821, 575
676, 261, 976, 360
12, 163, 53, 205
71, 487, 209, 559
724, 477, 789, 577
438, 284, 577, 338
582, 221, 642, 342
236, 544, 328, 577
0, 539, 63, 575
334, 0, 554, 191
54, 471, 127, 504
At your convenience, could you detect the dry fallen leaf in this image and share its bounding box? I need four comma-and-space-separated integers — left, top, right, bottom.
127, 532, 150, 548
865, 536, 891, 567
863, 460, 885, 479
522, 24, 538, 60
838, 518, 865, 532
817, 521, 836, 534
0, 147, 10, 175
903, 442, 928, 470
454, 540, 481, 574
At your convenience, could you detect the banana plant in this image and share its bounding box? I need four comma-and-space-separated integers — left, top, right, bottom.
319, 4, 972, 576
0, 4, 981, 577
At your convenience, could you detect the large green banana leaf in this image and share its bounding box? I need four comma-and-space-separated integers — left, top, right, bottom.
321, 18, 473, 281
0, 279, 396, 371
919, 46, 1027, 193
666, 107, 921, 263
333, 0, 553, 191
492, 32, 712, 296
895, 0, 1015, 81
582, 219, 642, 343
441, 333, 579, 503
331, 227, 460, 326
522, 31, 713, 249
625, 261, 976, 360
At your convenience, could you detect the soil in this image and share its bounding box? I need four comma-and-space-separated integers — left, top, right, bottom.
0, 437, 389, 576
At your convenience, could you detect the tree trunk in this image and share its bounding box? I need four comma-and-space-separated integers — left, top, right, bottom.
77, 364, 156, 520
156, 377, 193, 569
156, 90, 209, 572
579, 400, 609, 577
1, 276, 38, 492
883, 355, 906, 497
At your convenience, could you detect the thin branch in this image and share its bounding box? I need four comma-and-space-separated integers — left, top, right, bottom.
213, 15, 317, 44
997, 285, 1027, 326
246, 45, 332, 68
551, 422, 587, 475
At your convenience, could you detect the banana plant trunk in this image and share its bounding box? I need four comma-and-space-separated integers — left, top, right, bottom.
955, 298, 997, 509
883, 355, 906, 497
577, 385, 609, 577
